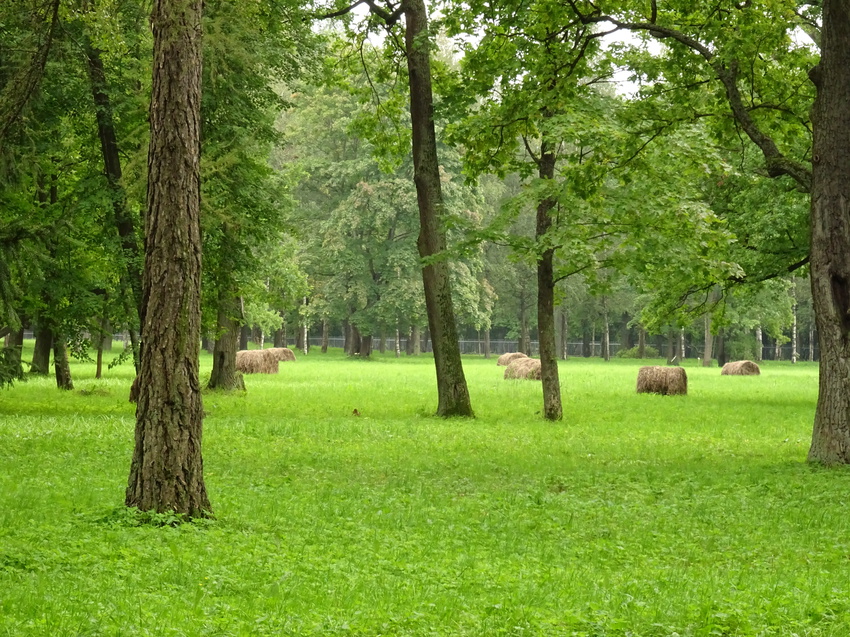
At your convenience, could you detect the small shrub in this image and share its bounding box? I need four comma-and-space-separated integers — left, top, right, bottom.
617, 345, 660, 359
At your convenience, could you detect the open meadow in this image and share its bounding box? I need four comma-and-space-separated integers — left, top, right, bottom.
2, 347, 849, 636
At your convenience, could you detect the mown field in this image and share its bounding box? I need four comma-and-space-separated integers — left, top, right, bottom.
2, 345, 848, 636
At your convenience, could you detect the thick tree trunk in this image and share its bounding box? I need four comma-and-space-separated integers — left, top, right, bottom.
350, 326, 362, 356
535, 146, 562, 419
403, 0, 472, 417
808, 0, 850, 463
239, 324, 250, 351
30, 325, 53, 374
207, 295, 244, 391
126, 0, 210, 517
360, 335, 373, 358
53, 335, 73, 391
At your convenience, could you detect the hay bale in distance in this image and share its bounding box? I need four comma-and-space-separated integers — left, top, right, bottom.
267, 347, 297, 362
504, 357, 542, 380
721, 360, 760, 376
497, 352, 529, 367
235, 349, 279, 374
636, 366, 687, 396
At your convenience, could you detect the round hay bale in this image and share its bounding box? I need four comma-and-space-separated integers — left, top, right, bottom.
504, 357, 542, 380
235, 349, 279, 374
636, 365, 687, 396
721, 360, 760, 376
497, 352, 529, 367
267, 347, 297, 362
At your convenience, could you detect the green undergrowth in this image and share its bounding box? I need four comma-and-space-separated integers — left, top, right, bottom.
2, 345, 846, 636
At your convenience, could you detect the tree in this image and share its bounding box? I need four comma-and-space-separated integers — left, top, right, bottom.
125, 0, 210, 517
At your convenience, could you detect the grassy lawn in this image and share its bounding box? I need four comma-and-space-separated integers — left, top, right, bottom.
2, 346, 847, 636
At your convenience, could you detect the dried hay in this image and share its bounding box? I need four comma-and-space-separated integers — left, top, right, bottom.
267, 347, 297, 362
236, 349, 279, 374
504, 357, 542, 380
721, 360, 760, 376
636, 366, 687, 396
497, 352, 529, 367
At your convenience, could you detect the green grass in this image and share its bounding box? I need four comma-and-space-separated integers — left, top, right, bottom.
2, 345, 847, 636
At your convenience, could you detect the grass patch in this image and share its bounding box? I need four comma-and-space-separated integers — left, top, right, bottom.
2, 346, 846, 635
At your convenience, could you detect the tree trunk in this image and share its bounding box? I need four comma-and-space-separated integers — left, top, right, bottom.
755, 324, 763, 361
207, 295, 244, 391
559, 309, 568, 360
775, 338, 781, 361
53, 335, 73, 391
321, 319, 329, 353
30, 325, 53, 374
484, 327, 491, 359
716, 329, 727, 368
239, 324, 250, 351
791, 303, 798, 364
126, 0, 210, 517
403, 0, 472, 417
350, 326, 362, 356
534, 144, 562, 419
582, 325, 591, 357
6, 328, 24, 379
680, 327, 686, 360
703, 314, 713, 366
639, 327, 647, 359
412, 324, 421, 355
807, 0, 850, 463
273, 327, 285, 348
602, 298, 610, 362
360, 334, 373, 358
85, 42, 142, 372
395, 325, 401, 358
406, 325, 414, 355
666, 329, 676, 363
379, 330, 386, 354
809, 324, 815, 362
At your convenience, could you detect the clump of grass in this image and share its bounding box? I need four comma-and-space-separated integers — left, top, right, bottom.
0, 345, 839, 635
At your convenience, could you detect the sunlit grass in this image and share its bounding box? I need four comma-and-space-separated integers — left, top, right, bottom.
2, 344, 846, 636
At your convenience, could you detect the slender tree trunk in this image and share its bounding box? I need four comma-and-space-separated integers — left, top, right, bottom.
207, 295, 244, 391
639, 327, 647, 359
666, 329, 675, 363
85, 42, 142, 372
403, 0, 472, 417
680, 327, 686, 360
716, 329, 727, 367
484, 327, 491, 359
755, 324, 763, 361
582, 325, 591, 357
321, 319, 329, 353
791, 303, 798, 364
30, 325, 53, 374
395, 324, 401, 358
239, 324, 250, 350
534, 144, 562, 419
602, 298, 610, 362
559, 309, 568, 360
809, 324, 815, 362
775, 338, 781, 361
703, 314, 713, 366
412, 324, 421, 355
126, 0, 210, 517
53, 335, 73, 390
406, 326, 414, 355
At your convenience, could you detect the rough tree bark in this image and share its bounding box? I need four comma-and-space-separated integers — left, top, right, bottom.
207, 294, 244, 391
30, 325, 53, 374
403, 0, 473, 417
125, 0, 210, 517
53, 335, 73, 391
808, 0, 850, 463
535, 145, 562, 419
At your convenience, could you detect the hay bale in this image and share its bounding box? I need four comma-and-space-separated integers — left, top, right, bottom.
267, 347, 297, 362
235, 349, 279, 374
636, 366, 687, 396
721, 360, 760, 376
504, 357, 542, 380
497, 352, 529, 367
